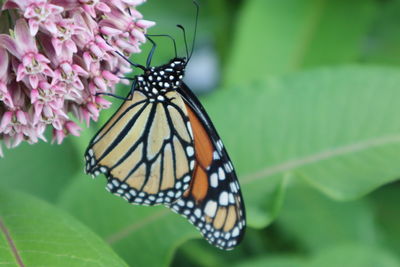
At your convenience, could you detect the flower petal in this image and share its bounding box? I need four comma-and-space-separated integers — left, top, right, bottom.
65, 121, 81, 136
0, 34, 22, 58
16, 110, 27, 125
0, 48, 9, 79
2, 0, 21, 10
0, 111, 12, 130
96, 2, 111, 13
136, 19, 156, 29
15, 19, 37, 53
28, 19, 40, 36
29, 74, 39, 88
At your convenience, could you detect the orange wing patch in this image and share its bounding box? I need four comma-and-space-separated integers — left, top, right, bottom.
186, 104, 213, 168
184, 103, 214, 203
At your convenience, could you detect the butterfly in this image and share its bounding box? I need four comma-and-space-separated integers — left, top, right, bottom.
84, 3, 245, 250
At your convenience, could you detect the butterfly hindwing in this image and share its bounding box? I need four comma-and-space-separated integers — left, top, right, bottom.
168, 84, 246, 250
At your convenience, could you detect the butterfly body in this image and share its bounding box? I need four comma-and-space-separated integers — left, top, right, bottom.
85, 56, 246, 250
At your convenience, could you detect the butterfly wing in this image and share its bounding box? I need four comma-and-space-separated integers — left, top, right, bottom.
85, 90, 195, 205
168, 83, 246, 250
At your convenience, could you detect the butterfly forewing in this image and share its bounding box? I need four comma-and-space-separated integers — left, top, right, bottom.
85, 73, 195, 205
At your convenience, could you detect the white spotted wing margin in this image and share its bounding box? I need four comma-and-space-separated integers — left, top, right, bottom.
84, 90, 196, 206
168, 83, 246, 250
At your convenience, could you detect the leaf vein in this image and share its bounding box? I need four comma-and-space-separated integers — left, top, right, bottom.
242, 134, 400, 184
0, 217, 25, 267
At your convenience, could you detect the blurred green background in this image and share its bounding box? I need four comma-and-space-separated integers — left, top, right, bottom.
1, 0, 400, 266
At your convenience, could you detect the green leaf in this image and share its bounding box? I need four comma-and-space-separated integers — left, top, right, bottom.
224, 0, 377, 86
0, 139, 79, 201
233, 244, 400, 267
370, 183, 400, 256
277, 184, 379, 251
309, 243, 400, 267
204, 66, 400, 206
0, 189, 127, 267
233, 256, 306, 267
362, 0, 400, 66
243, 173, 288, 228
58, 174, 199, 267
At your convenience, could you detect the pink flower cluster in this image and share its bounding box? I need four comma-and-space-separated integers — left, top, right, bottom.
0, 0, 154, 156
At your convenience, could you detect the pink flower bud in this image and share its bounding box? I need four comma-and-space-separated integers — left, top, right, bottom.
136, 19, 156, 29
0, 111, 12, 130
16, 110, 27, 125
65, 121, 81, 136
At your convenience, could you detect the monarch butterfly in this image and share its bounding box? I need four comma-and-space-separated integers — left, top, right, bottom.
84, 3, 245, 250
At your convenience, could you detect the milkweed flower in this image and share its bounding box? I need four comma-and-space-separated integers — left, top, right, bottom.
0, 0, 155, 156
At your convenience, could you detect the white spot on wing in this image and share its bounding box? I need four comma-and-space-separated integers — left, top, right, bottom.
186, 146, 194, 157
187, 122, 194, 138
204, 200, 217, 218
210, 173, 218, 188
232, 227, 240, 237
183, 175, 191, 183
217, 140, 223, 151
229, 193, 234, 204
218, 167, 225, 180
194, 209, 201, 218
219, 191, 228, 206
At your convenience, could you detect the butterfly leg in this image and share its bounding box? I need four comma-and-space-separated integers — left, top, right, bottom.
95, 79, 137, 101
119, 76, 135, 81
114, 50, 146, 71
146, 36, 157, 68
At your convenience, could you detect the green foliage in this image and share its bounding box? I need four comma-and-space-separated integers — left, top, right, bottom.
224, 0, 377, 85
0, 140, 79, 201
277, 185, 379, 251
58, 174, 198, 267
0, 189, 127, 266
233, 244, 400, 267
1, 0, 400, 266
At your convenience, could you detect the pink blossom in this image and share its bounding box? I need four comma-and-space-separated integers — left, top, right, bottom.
53, 120, 81, 144
0, 19, 54, 88
100, 7, 155, 54
0, 48, 13, 108
52, 18, 85, 56
0, 0, 154, 156
79, 0, 111, 17
0, 109, 31, 148
3, 0, 63, 35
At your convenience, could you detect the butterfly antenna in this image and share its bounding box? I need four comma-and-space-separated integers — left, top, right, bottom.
146, 34, 178, 58
189, 0, 199, 61
177, 24, 189, 59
